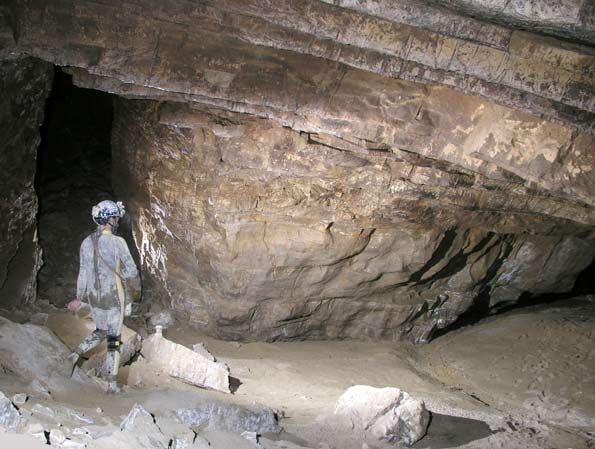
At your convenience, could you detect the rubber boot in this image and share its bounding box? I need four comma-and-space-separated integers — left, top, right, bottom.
106, 375, 121, 394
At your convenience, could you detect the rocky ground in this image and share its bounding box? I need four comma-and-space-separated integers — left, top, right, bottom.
0, 295, 593, 449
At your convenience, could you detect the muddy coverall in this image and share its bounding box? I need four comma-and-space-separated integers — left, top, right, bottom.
75, 229, 139, 377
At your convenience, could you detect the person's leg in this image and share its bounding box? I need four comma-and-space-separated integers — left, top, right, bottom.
74, 328, 106, 355
68, 308, 109, 375
104, 307, 123, 393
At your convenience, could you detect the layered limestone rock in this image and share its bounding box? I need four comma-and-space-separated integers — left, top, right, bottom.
2, 0, 594, 132
110, 98, 595, 341
0, 1, 593, 340
0, 57, 52, 308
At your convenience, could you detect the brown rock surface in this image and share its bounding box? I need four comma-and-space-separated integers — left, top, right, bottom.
111, 98, 594, 341
3, 0, 595, 131
0, 57, 52, 308
0, 0, 593, 341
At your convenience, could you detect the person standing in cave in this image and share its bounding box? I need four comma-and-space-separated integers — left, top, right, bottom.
66, 200, 140, 394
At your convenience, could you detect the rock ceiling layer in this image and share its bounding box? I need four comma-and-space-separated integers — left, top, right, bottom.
2, 0, 595, 132
1, 0, 594, 340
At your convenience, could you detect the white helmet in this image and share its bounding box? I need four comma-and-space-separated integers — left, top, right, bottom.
92, 200, 125, 225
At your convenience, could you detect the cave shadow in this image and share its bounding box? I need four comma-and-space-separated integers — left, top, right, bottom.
412, 412, 493, 448
433, 252, 595, 339
229, 376, 242, 394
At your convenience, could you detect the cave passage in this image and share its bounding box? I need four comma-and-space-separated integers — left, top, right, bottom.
35, 66, 116, 306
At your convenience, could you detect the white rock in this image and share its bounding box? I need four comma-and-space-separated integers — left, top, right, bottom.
26, 422, 47, 443
26, 422, 45, 434
50, 428, 67, 445
0, 391, 20, 431
120, 404, 154, 432
334, 385, 429, 446
142, 333, 230, 393
155, 416, 195, 449
32, 403, 56, 418
241, 430, 259, 444
176, 401, 280, 434
148, 310, 175, 329
192, 343, 216, 362
12, 393, 28, 406
120, 404, 170, 449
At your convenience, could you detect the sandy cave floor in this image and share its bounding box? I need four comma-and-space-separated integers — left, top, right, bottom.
0, 296, 594, 449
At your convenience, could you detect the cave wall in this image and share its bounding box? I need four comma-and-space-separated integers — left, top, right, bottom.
111, 98, 595, 341
0, 57, 53, 308
1, 1, 593, 339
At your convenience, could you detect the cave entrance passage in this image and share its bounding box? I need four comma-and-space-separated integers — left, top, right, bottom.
35, 66, 115, 306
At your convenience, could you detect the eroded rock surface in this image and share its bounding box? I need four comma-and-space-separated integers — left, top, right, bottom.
0, 57, 52, 309
110, 99, 595, 341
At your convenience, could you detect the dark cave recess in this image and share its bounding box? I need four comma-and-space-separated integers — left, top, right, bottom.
35, 66, 138, 306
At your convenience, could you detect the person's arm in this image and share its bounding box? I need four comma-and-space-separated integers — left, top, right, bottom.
76, 238, 93, 302
116, 237, 140, 314
116, 236, 139, 279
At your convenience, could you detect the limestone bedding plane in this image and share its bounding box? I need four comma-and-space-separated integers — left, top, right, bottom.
0, 1, 594, 341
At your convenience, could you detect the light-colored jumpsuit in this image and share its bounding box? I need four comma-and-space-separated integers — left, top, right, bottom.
75, 229, 138, 377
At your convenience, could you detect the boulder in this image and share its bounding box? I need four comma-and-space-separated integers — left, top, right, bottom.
155, 416, 196, 449
0, 391, 20, 432
141, 333, 230, 393
49, 428, 67, 445
91, 404, 201, 449
334, 385, 430, 446
176, 402, 280, 434
11, 393, 28, 406
0, 316, 70, 381
119, 404, 170, 449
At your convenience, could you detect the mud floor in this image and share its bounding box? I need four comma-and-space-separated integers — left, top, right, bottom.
0, 296, 593, 449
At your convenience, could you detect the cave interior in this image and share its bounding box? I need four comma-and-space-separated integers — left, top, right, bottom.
0, 1, 594, 448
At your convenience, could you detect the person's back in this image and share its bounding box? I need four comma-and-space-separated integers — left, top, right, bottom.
78, 229, 138, 310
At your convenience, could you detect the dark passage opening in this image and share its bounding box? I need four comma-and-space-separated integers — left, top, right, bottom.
35, 66, 115, 306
